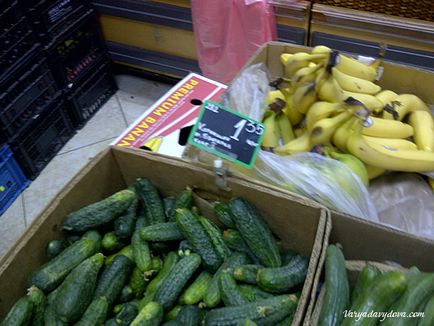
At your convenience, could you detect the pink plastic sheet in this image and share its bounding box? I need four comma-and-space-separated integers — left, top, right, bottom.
191, 0, 277, 84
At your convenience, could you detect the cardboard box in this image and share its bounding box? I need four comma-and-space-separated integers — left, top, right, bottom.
0, 146, 329, 325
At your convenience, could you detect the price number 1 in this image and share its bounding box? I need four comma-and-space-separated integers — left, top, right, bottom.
230, 119, 264, 141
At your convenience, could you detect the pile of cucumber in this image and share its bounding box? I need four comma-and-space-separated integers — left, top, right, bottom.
1, 177, 309, 326
317, 244, 434, 326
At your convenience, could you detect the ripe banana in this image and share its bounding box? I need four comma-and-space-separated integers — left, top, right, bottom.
346, 120, 434, 172
408, 111, 434, 152
332, 116, 357, 152
361, 116, 414, 138
310, 110, 353, 145
363, 136, 418, 150
306, 102, 344, 132
273, 131, 311, 155
382, 94, 430, 120
285, 52, 327, 77
268, 89, 285, 105
280, 88, 304, 126
375, 90, 398, 107
261, 111, 280, 148
280, 53, 294, 66
342, 91, 383, 112
293, 82, 318, 114
332, 67, 381, 95
292, 63, 323, 86
294, 127, 305, 138
365, 164, 386, 180
317, 69, 345, 102
276, 112, 295, 144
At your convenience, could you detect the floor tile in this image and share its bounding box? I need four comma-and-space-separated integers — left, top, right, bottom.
118, 99, 151, 126
59, 95, 127, 154
0, 196, 25, 258
23, 138, 114, 225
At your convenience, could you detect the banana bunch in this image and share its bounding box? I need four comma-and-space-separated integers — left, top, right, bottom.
262, 45, 434, 189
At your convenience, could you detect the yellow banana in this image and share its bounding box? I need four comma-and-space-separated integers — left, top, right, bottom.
361, 116, 414, 138
346, 120, 434, 172
292, 63, 323, 86
332, 67, 381, 94
285, 52, 327, 77
261, 111, 280, 148
306, 102, 344, 132
383, 94, 430, 120
293, 82, 318, 114
280, 53, 294, 66
365, 164, 386, 180
280, 88, 304, 126
408, 111, 434, 152
363, 136, 418, 150
342, 91, 383, 112
294, 127, 305, 138
375, 90, 398, 107
310, 110, 353, 145
267, 89, 285, 105
273, 131, 311, 155
317, 69, 345, 102
332, 116, 357, 152
276, 112, 295, 144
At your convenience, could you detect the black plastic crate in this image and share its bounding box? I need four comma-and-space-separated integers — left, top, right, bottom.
66, 56, 117, 128
1, 0, 25, 32
45, 9, 107, 89
9, 93, 75, 180
0, 56, 58, 139
26, 0, 89, 45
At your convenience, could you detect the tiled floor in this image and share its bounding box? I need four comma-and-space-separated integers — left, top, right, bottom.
0, 74, 173, 258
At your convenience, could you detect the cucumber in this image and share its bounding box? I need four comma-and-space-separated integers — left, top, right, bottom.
94, 255, 134, 305
233, 265, 261, 285
162, 321, 180, 326
131, 223, 151, 274
133, 178, 165, 225
205, 294, 298, 326
219, 270, 249, 306
138, 292, 157, 311
382, 273, 434, 326
130, 267, 146, 298
179, 271, 213, 305
275, 314, 294, 326
75, 297, 109, 326
154, 253, 202, 310
342, 271, 408, 326
27, 286, 46, 326
257, 255, 309, 293
238, 284, 274, 302
175, 208, 222, 272
229, 197, 281, 268
140, 222, 184, 242
176, 305, 200, 326
281, 249, 298, 265
214, 202, 236, 228
166, 305, 183, 320
46, 240, 65, 260
1, 296, 33, 326
203, 252, 250, 308
318, 244, 350, 326
236, 320, 258, 326
81, 230, 103, 249
117, 285, 134, 304
65, 235, 81, 247
102, 231, 125, 252
419, 293, 434, 326
199, 216, 231, 261
44, 304, 67, 326
351, 264, 381, 303
106, 245, 134, 266
223, 229, 260, 264
147, 252, 180, 293
178, 240, 193, 252
62, 189, 136, 232
114, 301, 140, 325
54, 253, 105, 322
150, 256, 163, 274
150, 242, 178, 256
28, 238, 99, 292
168, 187, 194, 222
131, 301, 163, 326
163, 196, 176, 220
114, 198, 139, 239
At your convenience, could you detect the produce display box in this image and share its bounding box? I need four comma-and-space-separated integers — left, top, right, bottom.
0, 146, 330, 324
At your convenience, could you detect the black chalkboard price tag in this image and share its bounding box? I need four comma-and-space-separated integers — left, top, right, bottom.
188, 100, 265, 168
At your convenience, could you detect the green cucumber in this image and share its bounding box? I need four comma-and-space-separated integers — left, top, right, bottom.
114, 301, 139, 325
75, 297, 109, 326
150, 256, 163, 273
81, 230, 103, 249
178, 240, 193, 253
205, 294, 298, 326
318, 244, 350, 326
203, 252, 250, 308
275, 314, 294, 326
106, 246, 134, 266
219, 270, 249, 306
133, 178, 165, 225
351, 264, 382, 303
382, 273, 434, 326
132, 217, 152, 273
199, 216, 231, 261
162, 321, 180, 326
138, 292, 157, 311
257, 255, 309, 293
281, 249, 299, 265
114, 198, 139, 239
150, 242, 177, 256
46, 240, 65, 260
342, 271, 408, 326
62, 189, 136, 232
179, 271, 213, 305
44, 304, 67, 326
140, 223, 184, 242
29, 238, 99, 292
175, 208, 222, 272
238, 284, 274, 302
166, 305, 183, 320
147, 252, 179, 293
1, 296, 33, 326
102, 231, 125, 252
419, 294, 434, 326
176, 305, 200, 326
117, 285, 135, 303
54, 253, 105, 322
168, 187, 194, 222
64, 235, 81, 247
163, 196, 176, 220
154, 253, 202, 310
214, 202, 235, 228
27, 286, 46, 326
131, 301, 163, 326
229, 197, 281, 268
94, 254, 134, 304
130, 267, 146, 298
236, 320, 258, 326
233, 265, 261, 285
223, 229, 260, 264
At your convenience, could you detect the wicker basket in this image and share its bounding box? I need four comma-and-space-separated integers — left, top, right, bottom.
313, 0, 434, 21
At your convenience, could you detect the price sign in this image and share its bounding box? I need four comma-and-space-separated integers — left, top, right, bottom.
188, 100, 265, 168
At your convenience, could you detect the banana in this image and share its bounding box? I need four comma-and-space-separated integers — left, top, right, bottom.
292, 63, 323, 86
293, 82, 318, 114
280, 53, 294, 66
317, 69, 345, 102
268, 89, 285, 105
306, 102, 344, 132
280, 88, 304, 126
276, 112, 295, 144
375, 90, 398, 107
261, 111, 280, 148
382, 94, 430, 120
310, 110, 353, 145
429, 178, 434, 191
365, 164, 386, 180
332, 67, 381, 94
363, 136, 418, 150
342, 91, 383, 112
273, 131, 311, 155
346, 120, 434, 172
408, 111, 434, 152
285, 52, 327, 77
361, 116, 414, 138
294, 127, 305, 138
332, 116, 357, 152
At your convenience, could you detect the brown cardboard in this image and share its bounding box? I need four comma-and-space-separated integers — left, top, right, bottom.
0, 146, 329, 325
